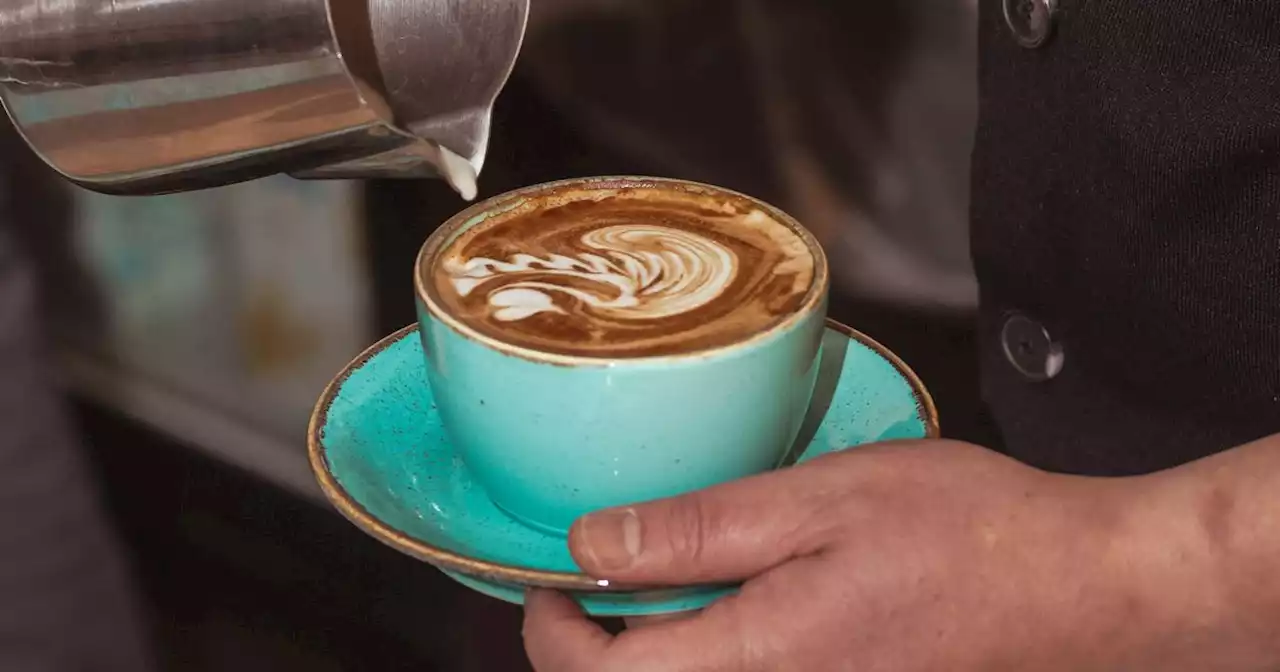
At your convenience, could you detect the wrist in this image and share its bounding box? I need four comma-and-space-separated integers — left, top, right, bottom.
1109, 468, 1280, 670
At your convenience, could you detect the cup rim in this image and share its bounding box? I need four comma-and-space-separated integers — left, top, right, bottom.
307, 318, 940, 592
413, 175, 831, 367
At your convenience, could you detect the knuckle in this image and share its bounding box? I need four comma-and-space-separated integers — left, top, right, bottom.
660, 493, 718, 566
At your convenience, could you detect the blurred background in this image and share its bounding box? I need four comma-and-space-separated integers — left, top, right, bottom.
2, 1, 994, 670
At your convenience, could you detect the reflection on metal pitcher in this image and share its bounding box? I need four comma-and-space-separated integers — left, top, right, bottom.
0, 0, 527, 195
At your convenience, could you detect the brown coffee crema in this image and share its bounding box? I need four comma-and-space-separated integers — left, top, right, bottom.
430, 183, 819, 358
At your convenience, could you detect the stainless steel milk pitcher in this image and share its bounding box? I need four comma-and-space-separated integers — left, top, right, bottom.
0, 0, 528, 195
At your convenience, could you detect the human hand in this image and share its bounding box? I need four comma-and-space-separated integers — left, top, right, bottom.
522, 440, 1237, 671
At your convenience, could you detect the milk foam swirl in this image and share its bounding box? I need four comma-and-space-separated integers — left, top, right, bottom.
443, 225, 738, 322
428, 181, 822, 358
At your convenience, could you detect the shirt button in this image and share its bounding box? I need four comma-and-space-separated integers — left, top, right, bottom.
1001, 314, 1064, 382
1004, 0, 1057, 48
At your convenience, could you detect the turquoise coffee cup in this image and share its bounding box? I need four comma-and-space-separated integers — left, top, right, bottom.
414, 176, 830, 534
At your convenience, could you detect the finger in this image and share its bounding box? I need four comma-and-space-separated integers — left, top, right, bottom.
528, 591, 768, 671
623, 611, 698, 630
605, 596, 760, 671
568, 461, 841, 584
522, 589, 612, 672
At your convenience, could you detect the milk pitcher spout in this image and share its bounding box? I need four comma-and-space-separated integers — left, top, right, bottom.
0, 0, 527, 196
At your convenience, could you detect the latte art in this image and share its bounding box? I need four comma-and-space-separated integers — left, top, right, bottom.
428, 181, 823, 358
444, 225, 738, 323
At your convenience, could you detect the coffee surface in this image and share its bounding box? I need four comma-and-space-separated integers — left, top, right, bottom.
429, 183, 818, 358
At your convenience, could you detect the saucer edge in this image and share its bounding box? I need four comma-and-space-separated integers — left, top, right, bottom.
306, 318, 940, 592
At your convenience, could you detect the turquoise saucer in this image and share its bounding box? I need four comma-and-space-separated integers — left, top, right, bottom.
308, 319, 939, 617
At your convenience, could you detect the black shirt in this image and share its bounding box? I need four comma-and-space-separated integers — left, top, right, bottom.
972, 0, 1280, 476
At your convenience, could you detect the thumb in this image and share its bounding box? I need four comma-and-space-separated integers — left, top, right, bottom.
567, 462, 839, 585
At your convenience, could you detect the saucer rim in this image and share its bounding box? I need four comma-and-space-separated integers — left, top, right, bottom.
307, 318, 940, 591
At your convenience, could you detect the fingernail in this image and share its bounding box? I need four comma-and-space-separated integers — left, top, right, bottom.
579, 507, 642, 572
